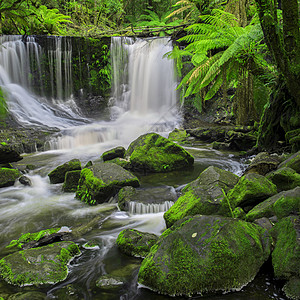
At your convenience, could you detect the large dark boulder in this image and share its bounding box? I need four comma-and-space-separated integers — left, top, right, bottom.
0, 241, 80, 286
48, 159, 81, 184
62, 170, 81, 192
116, 229, 158, 258
0, 168, 21, 188
278, 150, 300, 173
0, 144, 22, 164
267, 167, 300, 192
126, 133, 194, 173
138, 215, 271, 297
76, 162, 140, 205
101, 146, 125, 162
164, 166, 239, 228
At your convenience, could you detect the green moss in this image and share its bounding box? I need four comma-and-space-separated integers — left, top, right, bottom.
0, 168, 21, 188
283, 277, 300, 300
48, 159, 81, 184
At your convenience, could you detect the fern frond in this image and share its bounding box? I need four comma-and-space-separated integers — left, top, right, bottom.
204, 73, 223, 101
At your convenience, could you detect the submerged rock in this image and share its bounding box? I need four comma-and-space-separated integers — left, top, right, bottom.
48, 159, 81, 184
76, 162, 139, 205
0, 241, 80, 286
116, 229, 158, 258
101, 146, 125, 162
126, 132, 194, 173
138, 215, 271, 297
164, 166, 239, 228
0, 168, 21, 188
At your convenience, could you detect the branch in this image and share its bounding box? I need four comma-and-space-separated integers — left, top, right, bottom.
0, 0, 25, 13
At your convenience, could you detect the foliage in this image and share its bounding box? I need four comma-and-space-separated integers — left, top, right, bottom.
168, 9, 274, 113
0, 87, 7, 125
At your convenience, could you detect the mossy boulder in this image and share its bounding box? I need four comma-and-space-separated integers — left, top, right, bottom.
245, 152, 280, 176
266, 167, 300, 192
48, 159, 81, 184
271, 216, 300, 299
126, 133, 194, 173
118, 185, 177, 212
245, 187, 300, 222
226, 173, 277, 211
225, 130, 257, 151
101, 146, 125, 162
0, 168, 21, 188
278, 151, 300, 173
138, 215, 271, 297
0, 144, 22, 164
168, 128, 191, 144
164, 166, 239, 228
0, 241, 80, 286
76, 162, 140, 205
62, 170, 81, 192
116, 229, 158, 258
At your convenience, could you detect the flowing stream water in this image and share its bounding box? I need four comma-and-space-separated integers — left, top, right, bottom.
0, 36, 286, 299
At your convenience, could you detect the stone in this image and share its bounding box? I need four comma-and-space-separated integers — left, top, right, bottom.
116, 229, 158, 258
283, 277, 300, 300
7, 291, 46, 300
0, 168, 21, 188
278, 151, 300, 173
76, 162, 140, 205
96, 275, 123, 290
0, 241, 80, 286
138, 215, 271, 297
245, 152, 280, 176
245, 187, 300, 222
164, 166, 239, 228
227, 173, 277, 211
0, 143, 22, 164
126, 133, 194, 173
101, 146, 125, 162
48, 159, 81, 184
62, 170, 81, 192
267, 167, 300, 192
168, 128, 191, 144
19, 175, 32, 186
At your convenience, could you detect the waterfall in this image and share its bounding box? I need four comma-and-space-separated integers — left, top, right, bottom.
0, 35, 85, 128
128, 201, 174, 214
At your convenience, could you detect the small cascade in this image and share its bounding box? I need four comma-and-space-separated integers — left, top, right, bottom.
128, 201, 174, 214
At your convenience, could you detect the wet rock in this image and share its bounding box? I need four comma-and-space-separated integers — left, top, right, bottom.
164, 166, 239, 228
7, 291, 46, 300
19, 175, 32, 186
245, 187, 300, 222
168, 128, 191, 144
271, 216, 300, 295
101, 146, 125, 162
0, 241, 80, 286
267, 167, 300, 191
278, 150, 300, 173
0, 168, 21, 188
285, 129, 300, 153
138, 215, 271, 297
96, 275, 124, 290
225, 130, 257, 151
76, 162, 139, 205
48, 159, 81, 184
116, 229, 158, 258
62, 170, 81, 192
245, 152, 280, 176
227, 173, 277, 211
117, 185, 177, 212
0, 143, 22, 164
283, 277, 300, 300
126, 132, 194, 173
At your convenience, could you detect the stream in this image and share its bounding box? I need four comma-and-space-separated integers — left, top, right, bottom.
0, 36, 286, 299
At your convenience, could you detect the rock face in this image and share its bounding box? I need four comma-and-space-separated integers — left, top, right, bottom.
76, 162, 140, 205
48, 159, 81, 184
0, 144, 22, 164
278, 150, 300, 173
164, 166, 239, 228
0, 168, 21, 188
246, 187, 300, 222
116, 229, 158, 258
0, 241, 80, 286
101, 146, 125, 162
267, 167, 300, 192
227, 173, 277, 211
62, 170, 81, 192
138, 215, 271, 297
126, 133, 194, 173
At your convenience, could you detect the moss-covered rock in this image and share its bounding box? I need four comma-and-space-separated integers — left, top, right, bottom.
227, 173, 277, 210
271, 216, 300, 282
0, 168, 21, 188
278, 151, 300, 173
168, 128, 191, 144
283, 277, 300, 300
96, 275, 124, 290
48, 159, 81, 184
138, 215, 271, 297
116, 229, 158, 258
225, 130, 257, 151
76, 162, 140, 205
62, 170, 81, 192
245, 152, 280, 176
126, 133, 194, 173
0, 241, 80, 286
164, 166, 239, 228
7, 291, 46, 300
267, 167, 300, 192
101, 146, 126, 162
245, 187, 300, 222
0, 144, 22, 164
